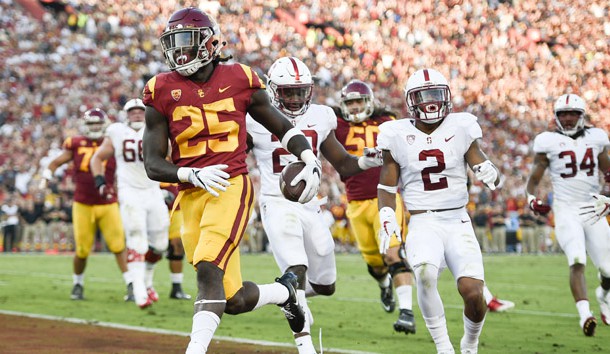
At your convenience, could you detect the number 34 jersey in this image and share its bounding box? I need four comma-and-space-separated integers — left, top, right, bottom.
377, 113, 482, 211
533, 128, 609, 203
246, 104, 336, 199
105, 123, 158, 190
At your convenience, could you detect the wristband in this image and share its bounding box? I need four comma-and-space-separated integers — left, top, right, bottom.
526, 193, 536, 205
280, 128, 305, 151
300, 149, 317, 165
377, 184, 398, 194
94, 175, 106, 189
177, 167, 191, 183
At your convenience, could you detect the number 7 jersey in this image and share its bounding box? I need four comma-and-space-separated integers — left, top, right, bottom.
533, 128, 609, 203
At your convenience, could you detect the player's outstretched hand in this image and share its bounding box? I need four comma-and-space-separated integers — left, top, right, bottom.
473, 160, 498, 190
579, 194, 610, 225
358, 147, 383, 170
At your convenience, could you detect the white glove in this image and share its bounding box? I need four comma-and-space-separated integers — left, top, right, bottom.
177, 164, 230, 197
39, 168, 53, 189
291, 149, 321, 203
378, 207, 400, 254
358, 147, 383, 170
579, 194, 610, 225
473, 160, 498, 191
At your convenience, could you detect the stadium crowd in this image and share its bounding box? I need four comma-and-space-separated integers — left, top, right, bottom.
1, 0, 609, 253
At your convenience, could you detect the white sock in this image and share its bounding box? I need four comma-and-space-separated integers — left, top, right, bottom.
483, 285, 494, 305
423, 314, 453, 353
461, 312, 485, 350
378, 273, 391, 288
122, 271, 133, 285
297, 289, 314, 326
73, 273, 84, 285
576, 300, 592, 321
253, 283, 289, 310
396, 285, 413, 310
145, 262, 155, 288
186, 311, 220, 354
128, 261, 147, 305
170, 272, 184, 284
295, 334, 317, 354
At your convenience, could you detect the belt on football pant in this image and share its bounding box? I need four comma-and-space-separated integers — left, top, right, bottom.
409, 205, 465, 215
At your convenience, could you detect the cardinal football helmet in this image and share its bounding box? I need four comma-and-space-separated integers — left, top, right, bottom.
404, 69, 452, 124
123, 98, 146, 130
554, 94, 586, 136
266, 57, 314, 118
340, 80, 375, 123
160, 7, 223, 76
82, 108, 108, 139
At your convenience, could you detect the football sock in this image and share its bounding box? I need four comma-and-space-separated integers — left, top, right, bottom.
122, 271, 133, 285
170, 272, 184, 284
253, 283, 290, 310
395, 284, 413, 310
128, 261, 147, 305
576, 300, 592, 321
297, 289, 314, 326
378, 273, 391, 288
295, 334, 316, 354
145, 262, 155, 288
73, 273, 84, 285
483, 285, 494, 305
461, 312, 485, 350
423, 314, 453, 353
186, 311, 220, 354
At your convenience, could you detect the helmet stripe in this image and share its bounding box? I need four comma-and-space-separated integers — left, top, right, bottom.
288, 57, 300, 81
423, 69, 430, 81
566, 95, 570, 104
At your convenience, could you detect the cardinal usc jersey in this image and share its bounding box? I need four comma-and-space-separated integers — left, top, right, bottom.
247, 104, 337, 200
105, 123, 159, 190
533, 128, 609, 203
377, 113, 482, 211
62, 136, 117, 204
335, 113, 394, 201
143, 63, 265, 188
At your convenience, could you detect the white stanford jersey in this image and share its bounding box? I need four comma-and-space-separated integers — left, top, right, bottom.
533, 128, 609, 203
377, 113, 482, 211
247, 104, 336, 201
105, 123, 159, 190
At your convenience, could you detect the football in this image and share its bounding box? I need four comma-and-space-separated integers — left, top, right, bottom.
280, 161, 306, 202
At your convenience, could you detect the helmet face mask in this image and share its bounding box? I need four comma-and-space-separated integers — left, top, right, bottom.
405, 69, 452, 124
340, 80, 374, 123
266, 57, 313, 118
554, 94, 585, 136
82, 108, 108, 139
160, 8, 222, 76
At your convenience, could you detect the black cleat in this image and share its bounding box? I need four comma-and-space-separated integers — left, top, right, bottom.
170, 284, 192, 300
380, 278, 395, 313
394, 309, 416, 334
275, 272, 305, 333
124, 283, 135, 302
582, 316, 597, 337
71, 284, 84, 300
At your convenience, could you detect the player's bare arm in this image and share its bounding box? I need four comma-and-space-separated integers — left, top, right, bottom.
597, 146, 610, 174
526, 152, 550, 195
90, 137, 114, 177
46, 149, 73, 173
143, 105, 179, 183
319, 131, 361, 176
377, 151, 399, 210
465, 139, 500, 188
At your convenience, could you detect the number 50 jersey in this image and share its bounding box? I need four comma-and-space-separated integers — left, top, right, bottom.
533, 128, 609, 203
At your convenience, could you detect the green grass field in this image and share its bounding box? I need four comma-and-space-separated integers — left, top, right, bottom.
0, 253, 607, 353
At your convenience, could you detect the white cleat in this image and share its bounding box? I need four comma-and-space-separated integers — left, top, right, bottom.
596, 286, 610, 325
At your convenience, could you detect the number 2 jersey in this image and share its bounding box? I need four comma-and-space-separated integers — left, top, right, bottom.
62, 136, 117, 205
377, 113, 482, 211
105, 123, 159, 190
246, 104, 336, 200
533, 128, 609, 203
142, 63, 266, 189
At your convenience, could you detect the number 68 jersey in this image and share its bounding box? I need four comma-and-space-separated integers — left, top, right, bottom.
533, 128, 609, 203
377, 113, 482, 211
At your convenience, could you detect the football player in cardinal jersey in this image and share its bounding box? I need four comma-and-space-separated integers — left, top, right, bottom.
377, 69, 500, 354
526, 93, 610, 336
90, 98, 169, 309
247, 57, 383, 354
333, 79, 416, 334
42, 108, 131, 301
141, 8, 322, 354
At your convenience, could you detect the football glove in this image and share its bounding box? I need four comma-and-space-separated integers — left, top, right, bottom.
177, 165, 230, 197
94, 175, 115, 200
604, 170, 610, 184
39, 168, 53, 189
357, 147, 383, 170
291, 150, 321, 204
527, 194, 551, 216
379, 207, 400, 254
579, 194, 610, 225
473, 160, 498, 191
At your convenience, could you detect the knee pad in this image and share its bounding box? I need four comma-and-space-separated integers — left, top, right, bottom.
413, 263, 439, 288
367, 264, 388, 281
166, 243, 184, 261
388, 260, 411, 278
145, 248, 163, 264
310, 282, 335, 296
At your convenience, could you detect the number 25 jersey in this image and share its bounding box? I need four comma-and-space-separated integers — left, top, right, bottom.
533, 128, 609, 203
142, 63, 265, 186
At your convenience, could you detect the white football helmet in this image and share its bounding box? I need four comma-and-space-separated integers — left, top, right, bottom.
404, 68, 452, 124
266, 57, 313, 118
123, 98, 146, 130
340, 80, 375, 123
554, 94, 586, 136
82, 108, 108, 139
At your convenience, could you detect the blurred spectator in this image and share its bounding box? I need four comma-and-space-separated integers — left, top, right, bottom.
519, 207, 538, 254
490, 204, 506, 253
472, 205, 491, 253
1, 195, 20, 252
18, 197, 45, 251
